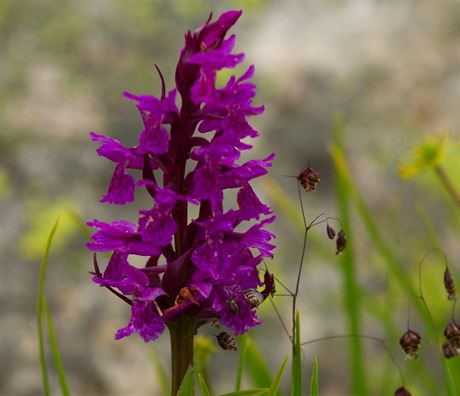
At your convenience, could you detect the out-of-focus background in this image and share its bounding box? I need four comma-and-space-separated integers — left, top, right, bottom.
1, 0, 459, 395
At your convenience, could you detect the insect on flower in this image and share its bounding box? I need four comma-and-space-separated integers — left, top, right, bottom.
216, 332, 237, 351
244, 288, 264, 308
298, 166, 321, 192
228, 298, 240, 315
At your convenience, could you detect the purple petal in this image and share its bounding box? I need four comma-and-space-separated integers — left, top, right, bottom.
115, 300, 165, 342
100, 164, 135, 205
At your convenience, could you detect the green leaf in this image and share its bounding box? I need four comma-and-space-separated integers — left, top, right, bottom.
177, 365, 195, 396
198, 373, 212, 396
235, 334, 249, 391
291, 310, 302, 396
43, 299, 71, 396
309, 359, 318, 396
268, 356, 288, 396
36, 217, 60, 396
245, 336, 273, 388
220, 388, 269, 396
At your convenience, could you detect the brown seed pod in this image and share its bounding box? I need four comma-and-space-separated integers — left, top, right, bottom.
326, 223, 336, 240
399, 329, 421, 359
244, 289, 264, 308
444, 267, 456, 301
442, 341, 459, 359
394, 386, 412, 396
298, 166, 320, 192
444, 318, 460, 348
335, 229, 347, 255
217, 332, 237, 351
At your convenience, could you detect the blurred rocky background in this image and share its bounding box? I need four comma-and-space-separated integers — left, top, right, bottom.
1, 0, 459, 395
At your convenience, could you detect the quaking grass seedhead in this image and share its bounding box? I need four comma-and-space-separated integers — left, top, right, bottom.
298, 166, 321, 192
444, 318, 460, 347
443, 267, 456, 301
442, 341, 459, 359
399, 328, 421, 359
394, 386, 412, 396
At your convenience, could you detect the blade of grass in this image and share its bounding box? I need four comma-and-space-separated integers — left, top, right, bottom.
309, 359, 318, 396
151, 347, 170, 396
291, 310, 302, 396
43, 299, 70, 396
268, 356, 288, 396
198, 373, 212, 396
235, 334, 249, 391
177, 365, 194, 396
332, 126, 366, 395
36, 217, 60, 396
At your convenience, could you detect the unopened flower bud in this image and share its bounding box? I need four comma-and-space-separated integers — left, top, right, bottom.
298, 166, 320, 192
444, 318, 460, 348
442, 341, 458, 359
399, 328, 421, 359
394, 386, 412, 396
444, 268, 456, 301
335, 229, 347, 255
326, 223, 336, 240
217, 332, 237, 351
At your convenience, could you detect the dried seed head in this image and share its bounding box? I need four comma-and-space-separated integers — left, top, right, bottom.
335, 229, 347, 255
399, 329, 422, 359
326, 223, 336, 240
298, 166, 321, 192
216, 332, 237, 351
394, 386, 412, 396
244, 289, 264, 308
228, 298, 239, 315
444, 268, 456, 301
442, 341, 459, 359
444, 319, 460, 348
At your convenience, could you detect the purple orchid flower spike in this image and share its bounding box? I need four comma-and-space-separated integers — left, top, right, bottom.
87, 10, 276, 393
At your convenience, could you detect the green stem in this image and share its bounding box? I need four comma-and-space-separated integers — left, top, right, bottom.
435, 165, 460, 210
169, 315, 195, 396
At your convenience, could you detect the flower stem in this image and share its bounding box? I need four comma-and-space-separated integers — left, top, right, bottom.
168, 315, 195, 396
435, 165, 460, 210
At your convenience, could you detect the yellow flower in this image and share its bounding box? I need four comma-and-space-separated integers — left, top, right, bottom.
399, 132, 449, 180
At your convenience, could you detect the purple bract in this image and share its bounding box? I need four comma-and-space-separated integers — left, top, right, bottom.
87, 10, 276, 342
